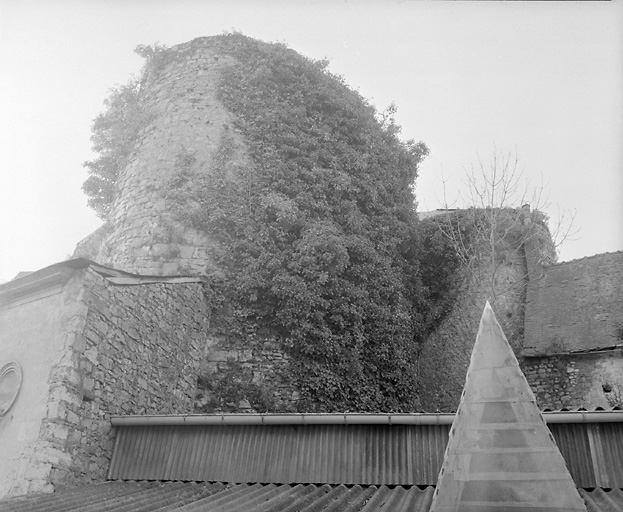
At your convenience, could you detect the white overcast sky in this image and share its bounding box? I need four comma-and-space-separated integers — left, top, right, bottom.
1, 0, 622, 282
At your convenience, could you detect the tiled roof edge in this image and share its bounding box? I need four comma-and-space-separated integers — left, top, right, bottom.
551, 250, 623, 267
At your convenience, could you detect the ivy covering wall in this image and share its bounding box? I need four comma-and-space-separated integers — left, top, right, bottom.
83, 34, 461, 413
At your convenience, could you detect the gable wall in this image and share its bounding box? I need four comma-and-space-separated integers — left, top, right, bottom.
0, 265, 211, 497
0, 276, 77, 497
524, 252, 623, 356
42, 268, 210, 490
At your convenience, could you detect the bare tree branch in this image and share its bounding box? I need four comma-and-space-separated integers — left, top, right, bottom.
430, 148, 576, 304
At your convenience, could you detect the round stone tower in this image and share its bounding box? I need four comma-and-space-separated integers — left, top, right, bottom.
96, 37, 249, 275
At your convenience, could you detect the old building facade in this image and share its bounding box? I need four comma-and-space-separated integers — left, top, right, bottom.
0, 260, 209, 497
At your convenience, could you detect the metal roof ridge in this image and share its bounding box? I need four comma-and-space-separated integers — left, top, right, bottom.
110, 412, 457, 426
109, 409, 623, 427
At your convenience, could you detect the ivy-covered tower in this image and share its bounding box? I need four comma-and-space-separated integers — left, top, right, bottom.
86, 38, 250, 275
77, 34, 429, 413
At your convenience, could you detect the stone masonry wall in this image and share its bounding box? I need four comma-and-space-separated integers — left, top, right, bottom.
97, 38, 249, 276
523, 350, 623, 410
0, 269, 79, 497
38, 267, 209, 488
195, 335, 298, 412
418, 255, 527, 412
524, 251, 623, 355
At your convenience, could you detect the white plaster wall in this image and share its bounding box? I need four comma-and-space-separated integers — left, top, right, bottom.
585, 356, 623, 408
0, 286, 66, 497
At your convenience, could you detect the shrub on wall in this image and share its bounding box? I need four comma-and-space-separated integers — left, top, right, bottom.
83, 33, 435, 413
187, 34, 429, 412
195, 362, 275, 413
82, 43, 168, 219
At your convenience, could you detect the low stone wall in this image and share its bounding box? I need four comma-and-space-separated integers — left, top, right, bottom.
195, 334, 298, 413
523, 350, 623, 410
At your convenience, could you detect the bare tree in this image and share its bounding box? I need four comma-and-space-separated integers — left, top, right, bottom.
430, 148, 577, 304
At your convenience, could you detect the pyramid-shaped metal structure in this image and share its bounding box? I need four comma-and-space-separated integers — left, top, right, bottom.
430, 302, 587, 512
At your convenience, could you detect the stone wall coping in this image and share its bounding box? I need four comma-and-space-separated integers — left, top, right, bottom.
0, 265, 77, 305
0, 258, 206, 299
550, 249, 623, 268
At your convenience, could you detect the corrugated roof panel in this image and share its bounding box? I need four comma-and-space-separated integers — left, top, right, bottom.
549, 423, 596, 487
107, 419, 622, 487
411, 423, 450, 484
580, 488, 623, 512
108, 423, 454, 485
589, 422, 623, 489
0, 483, 437, 512
1, 483, 620, 512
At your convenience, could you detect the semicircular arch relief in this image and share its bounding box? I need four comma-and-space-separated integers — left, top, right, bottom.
0, 362, 23, 417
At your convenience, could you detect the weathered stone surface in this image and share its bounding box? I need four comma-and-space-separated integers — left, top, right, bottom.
4, 267, 212, 495
92, 39, 250, 277
524, 251, 623, 355
418, 258, 528, 412
523, 351, 623, 409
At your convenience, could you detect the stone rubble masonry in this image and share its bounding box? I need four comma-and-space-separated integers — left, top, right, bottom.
416, 208, 543, 412
73, 223, 112, 261
417, 208, 623, 412
94, 38, 250, 276
195, 335, 298, 412
521, 251, 623, 409
522, 350, 623, 410
32, 267, 210, 490
524, 251, 623, 355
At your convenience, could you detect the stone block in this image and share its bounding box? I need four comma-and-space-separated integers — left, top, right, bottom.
35, 446, 72, 467
66, 411, 80, 424
48, 387, 82, 407
238, 349, 253, 361
9, 481, 29, 497
179, 245, 196, 259
208, 350, 236, 362
49, 468, 72, 486
46, 401, 65, 419
44, 422, 70, 442
27, 481, 54, 495
162, 261, 180, 275
24, 462, 52, 481
84, 347, 99, 365
83, 376, 95, 392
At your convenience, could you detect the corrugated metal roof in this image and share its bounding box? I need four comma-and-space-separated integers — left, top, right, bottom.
0, 482, 621, 512
108, 423, 449, 486
108, 419, 623, 488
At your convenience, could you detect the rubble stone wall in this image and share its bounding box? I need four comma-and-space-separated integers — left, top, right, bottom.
47, 268, 209, 487
0, 277, 71, 497
97, 39, 249, 276
195, 334, 298, 412
4, 267, 211, 495
523, 351, 623, 409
